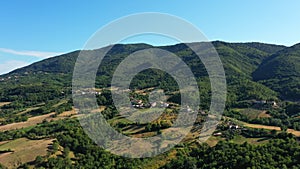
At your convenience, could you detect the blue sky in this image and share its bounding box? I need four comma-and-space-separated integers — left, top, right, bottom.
0, 0, 300, 74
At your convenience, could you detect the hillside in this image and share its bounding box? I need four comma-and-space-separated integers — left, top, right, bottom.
1, 42, 284, 104
0, 42, 282, 117
0, 41, 300, 169
7, 42, 284, 77
212, 41, 285, 76
253, 43, 300, 100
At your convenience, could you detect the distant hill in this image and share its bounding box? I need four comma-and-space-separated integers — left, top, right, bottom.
8, 41, 284, 77
212, 41, 285, 77
1, 41, 295, 111
253, 43, 300, 100
9, 44, 153, 75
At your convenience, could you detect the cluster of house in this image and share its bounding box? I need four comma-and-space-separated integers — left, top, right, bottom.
180, 105, 198, 113
253, 100, 277, 106
213, 121, 243, 136
150, 101, 170, 108
131, 99, 170, 109
131, 99, 144, 108
75, 89, 101, 95
0, 72, 42, 82
0, 76, 19, 81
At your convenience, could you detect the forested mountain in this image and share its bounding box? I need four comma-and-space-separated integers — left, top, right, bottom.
253, 43, 300, 100
2, 41, 287, 103
8, 41, 285, 78
2, 41, 297, 114
8, 44, 153, 75
0, 41, 293, 127
212, 41, 285, 76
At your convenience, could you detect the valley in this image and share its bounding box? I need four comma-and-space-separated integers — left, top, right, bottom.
0, 41, 299, 168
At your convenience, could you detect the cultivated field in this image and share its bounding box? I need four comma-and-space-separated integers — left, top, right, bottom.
236, 108, 270, 119
16, 107, 41, 115
0, 112, 55, 131
243, 123, 281, 130
0, 102, 11, 107
0, 138, 54, 168
242, 121, 300, 136
287, 129, 300, 137
225, 116, 300, 137
258, 111, 272, 118
57, 108, 77, 117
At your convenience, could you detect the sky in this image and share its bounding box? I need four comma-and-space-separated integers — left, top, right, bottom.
0, 0, 300, 74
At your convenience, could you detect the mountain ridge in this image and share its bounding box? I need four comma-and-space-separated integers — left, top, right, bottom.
1, 41, 298, 101
253, 42, 300, 100
3, 41, 286, 76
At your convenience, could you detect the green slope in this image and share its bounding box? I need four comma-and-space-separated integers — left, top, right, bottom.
253, 43, 300, 100
0, 42, 287, 123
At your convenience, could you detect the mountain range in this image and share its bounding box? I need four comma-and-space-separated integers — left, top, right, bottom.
2, 41, 299, 100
